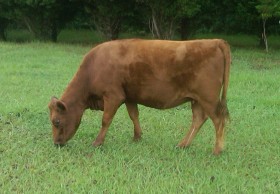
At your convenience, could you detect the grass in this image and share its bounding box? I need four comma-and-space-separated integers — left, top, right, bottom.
0, 34, 280, 193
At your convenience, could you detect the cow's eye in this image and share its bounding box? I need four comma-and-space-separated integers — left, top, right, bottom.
53, 119, 60, 128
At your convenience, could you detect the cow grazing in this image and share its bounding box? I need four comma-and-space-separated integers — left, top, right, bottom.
48, 39, 230, 155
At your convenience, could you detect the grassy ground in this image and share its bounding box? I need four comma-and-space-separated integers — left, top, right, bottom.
0, 35, 280, 193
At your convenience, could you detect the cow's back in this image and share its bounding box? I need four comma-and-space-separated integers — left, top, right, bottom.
88, 39, 227, 109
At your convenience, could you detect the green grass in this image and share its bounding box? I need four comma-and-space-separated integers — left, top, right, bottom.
0, 37, 280, 193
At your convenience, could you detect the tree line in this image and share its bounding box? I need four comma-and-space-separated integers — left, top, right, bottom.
0, 0, 279, 47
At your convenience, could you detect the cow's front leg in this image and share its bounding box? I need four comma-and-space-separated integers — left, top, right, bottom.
92, 96, 123, 146
125, 102, 142, 140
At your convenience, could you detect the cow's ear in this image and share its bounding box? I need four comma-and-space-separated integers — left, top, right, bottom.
49, 96, 67, 112
48, 96, 58, 109
56, 100, 67, 112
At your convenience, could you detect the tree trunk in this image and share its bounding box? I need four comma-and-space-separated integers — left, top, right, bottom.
109, 19, 120, 40
0, 19, 8, 41
23, 17, 36, 35
150, 10, 174, 40
0, 27, 7, 41
259, 18, 268, 52
180, 17, 189, 40
110, 28, 119, 40
51, 23, 58, 42
151, 12, 162, 39
94, 17, 121, 40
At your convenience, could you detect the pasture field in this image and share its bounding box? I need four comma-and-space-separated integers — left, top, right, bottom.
0, 36, 280, 193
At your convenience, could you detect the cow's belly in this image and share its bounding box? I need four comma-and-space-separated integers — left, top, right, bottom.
124, 81, 191, 109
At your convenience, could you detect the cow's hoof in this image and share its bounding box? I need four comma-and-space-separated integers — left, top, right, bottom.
133, 136, 141, 141
213, 147, 223, 155
92, 140, 103, 147
177, 141, 190, 148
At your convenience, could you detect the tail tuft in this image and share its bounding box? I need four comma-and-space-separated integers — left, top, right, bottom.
217, 99, 230, 122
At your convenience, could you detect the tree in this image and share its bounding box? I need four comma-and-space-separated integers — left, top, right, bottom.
193, 0, 259, 35
11, 0, 81, 42
177, 0, 200, 39
84, 0, 135, 40
0, 18, 8, 40
139, 0, 200, 39
0, 0, 14, 41
256, 0, 280, 52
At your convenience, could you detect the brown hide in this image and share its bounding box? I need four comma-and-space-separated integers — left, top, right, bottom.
48, 39, 231, 155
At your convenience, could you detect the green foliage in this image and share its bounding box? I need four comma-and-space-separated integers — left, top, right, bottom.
176, 0, 201, 18
1, 0, 280, 43
139, 0, 200, 39
256, 0, 280, 19
195, 0, 259, 34
0, 36, 280, 193
256, 0, 280, 51
84, 0, 136, 40
0, 0, 14, 40
0, 0, 81, 41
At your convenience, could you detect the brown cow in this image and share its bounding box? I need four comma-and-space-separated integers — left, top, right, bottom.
48, 39, 230, 155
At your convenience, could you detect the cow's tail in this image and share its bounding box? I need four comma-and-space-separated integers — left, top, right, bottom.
217, 40, 231, 121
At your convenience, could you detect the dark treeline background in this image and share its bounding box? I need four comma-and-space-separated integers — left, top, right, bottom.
0, 0, 279, 46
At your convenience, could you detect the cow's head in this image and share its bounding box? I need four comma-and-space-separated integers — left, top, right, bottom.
48, 97, 83, 146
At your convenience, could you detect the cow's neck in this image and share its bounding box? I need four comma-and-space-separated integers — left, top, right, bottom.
60, 67, 89, 112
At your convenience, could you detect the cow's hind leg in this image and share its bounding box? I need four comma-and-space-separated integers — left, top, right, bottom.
125, 102, 142, 140
92, 96, 123, 146
177, 100, 208, 148
198, 100, 227, 155
208, 113, 226, 155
